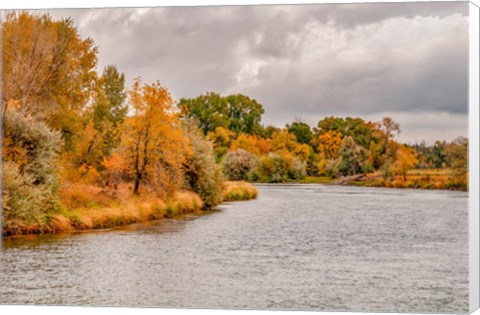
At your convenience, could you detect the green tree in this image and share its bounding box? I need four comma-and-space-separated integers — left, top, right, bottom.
100, 65, 128, 126
178, 92, 265, 136
287, 121, 313, 145
226, 94, 265, 135
178, 92, 230, 135
263, 125, 281, 138
316, 117, 346, 135
90, 65, 128, 157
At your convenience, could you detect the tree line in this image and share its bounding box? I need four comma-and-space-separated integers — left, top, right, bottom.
179, 93, 467, 188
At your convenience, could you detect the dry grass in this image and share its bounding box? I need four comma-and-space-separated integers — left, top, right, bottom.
3, 184, 204, 236
4, 181, 258, 236
60, 185, 204, 231
361, 169, 466, 191
222, 181, 258, 202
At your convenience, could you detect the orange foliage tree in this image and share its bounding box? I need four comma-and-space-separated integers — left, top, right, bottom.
313, 131, 344, 160
230, 133, 270, 156
121, 79, 190, 195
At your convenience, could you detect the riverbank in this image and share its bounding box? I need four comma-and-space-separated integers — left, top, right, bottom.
295, 169, 467, 191
2, 181, 258, 237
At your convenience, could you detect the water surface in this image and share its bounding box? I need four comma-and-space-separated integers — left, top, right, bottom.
1, 184, 469, 313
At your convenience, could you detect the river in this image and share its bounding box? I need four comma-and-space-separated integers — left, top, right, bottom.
0, 184, 469, 313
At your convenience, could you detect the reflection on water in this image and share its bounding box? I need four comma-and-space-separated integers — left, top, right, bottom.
0, 185, 468, 313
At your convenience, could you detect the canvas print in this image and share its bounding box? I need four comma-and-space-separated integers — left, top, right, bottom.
0, 2, 471, 313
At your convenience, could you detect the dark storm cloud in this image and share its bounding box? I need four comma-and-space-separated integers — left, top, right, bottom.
43, 2, 469, 143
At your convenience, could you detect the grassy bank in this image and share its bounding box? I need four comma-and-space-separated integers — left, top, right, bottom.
349, 169, 467, 191
3, 181, 258, 237
222, 181, 258, 201
257, 169, 466, 191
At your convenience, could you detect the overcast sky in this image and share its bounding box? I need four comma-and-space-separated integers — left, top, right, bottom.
42, 2, 469, 144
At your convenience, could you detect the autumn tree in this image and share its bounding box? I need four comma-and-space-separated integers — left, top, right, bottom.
207, 126, 234, 161
65, 69, 127, 183
313, 131, 344, 160
377, 117, 400, 155
64, 120, 105, 183
392, 145, 418, 181
230, 133, 270, 156
121, 79, 189, 196
263, 125, 281, 138
444, 137, 468, 188
315, 117, 375, 148
254, 153, 306, 183
2, 12, 98, 148
267, 130, 311, 162
102, 153, 126, 189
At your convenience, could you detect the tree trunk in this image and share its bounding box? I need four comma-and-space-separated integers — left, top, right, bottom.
133, 172, 141, 194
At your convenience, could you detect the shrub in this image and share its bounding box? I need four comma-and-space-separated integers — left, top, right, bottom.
288, 158, 307, 180
183, 122, 224, 209
392, 179, 405, 188
324, 159, 340, 178
406, 181, 417, 188
254, 153, 306, 183
3, 109, 62, 188
2, 162, 52, 233
222, 149, 259, 181
2, 109, 62, 234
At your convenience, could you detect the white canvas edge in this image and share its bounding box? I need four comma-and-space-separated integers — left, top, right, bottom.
469, 1, 480, 314
0, 1, 479, 315
0, 0, 474, 9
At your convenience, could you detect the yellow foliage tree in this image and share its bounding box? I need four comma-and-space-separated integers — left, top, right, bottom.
207, 126, 234, 159
267, 130, 310, 161
392, 145, 418, 181
208, 127, 233, 148
121, 79, 190, 196
2, 12, 98, 148
314, 131, 344, 160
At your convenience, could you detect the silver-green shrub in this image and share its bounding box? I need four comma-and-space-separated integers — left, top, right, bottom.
222, 149, 259, 181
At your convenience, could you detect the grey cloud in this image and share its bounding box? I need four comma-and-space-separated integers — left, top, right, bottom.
39, 2, 468, 143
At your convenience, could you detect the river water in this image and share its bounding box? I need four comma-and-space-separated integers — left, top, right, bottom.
0, 184, 469, 313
